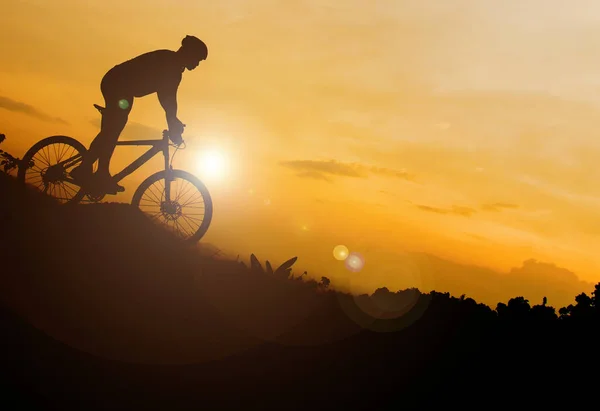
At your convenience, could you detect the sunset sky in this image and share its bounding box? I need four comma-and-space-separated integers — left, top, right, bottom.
3, 0, 600, 307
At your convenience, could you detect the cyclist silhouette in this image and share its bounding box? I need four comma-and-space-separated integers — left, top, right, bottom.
71, 35, 208, 192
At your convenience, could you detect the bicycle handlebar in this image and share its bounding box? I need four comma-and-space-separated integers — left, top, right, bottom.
162, 127, 186, 147
162, 123, 186, 136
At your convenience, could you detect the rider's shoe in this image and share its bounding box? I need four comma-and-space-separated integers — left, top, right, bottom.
72, 167, 124, 194
94, 173, 125, 194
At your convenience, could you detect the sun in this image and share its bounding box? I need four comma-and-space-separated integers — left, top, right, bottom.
197, 149, 227, 180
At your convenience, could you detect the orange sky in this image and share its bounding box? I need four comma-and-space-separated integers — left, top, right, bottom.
3, 1, 600, 307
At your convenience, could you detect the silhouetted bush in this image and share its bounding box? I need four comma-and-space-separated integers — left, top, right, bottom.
0, 133, 32, 174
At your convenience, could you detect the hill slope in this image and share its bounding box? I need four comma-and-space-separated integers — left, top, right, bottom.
0, 173, 597, 409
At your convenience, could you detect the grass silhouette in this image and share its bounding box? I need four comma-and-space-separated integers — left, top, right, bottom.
0, 133, 33, 174
1, 159, 599, 409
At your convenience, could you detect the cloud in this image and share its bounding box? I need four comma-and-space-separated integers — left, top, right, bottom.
502, 259, 594, 307
280, 160, 364, 178
279, 159, 415, 182
416, 205, 447, 214
416, 204, 477, 217
295, 171, 332, 182
0, 95, 68, 124
464, 233, 489, 242
89, 119, 162, 141
481, 202, 519, 212
508, 259, 580, 284
362, 251, 595, 310
368, 166, 415, 181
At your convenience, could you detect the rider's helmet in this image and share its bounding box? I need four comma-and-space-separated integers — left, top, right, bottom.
181, 35, 208, 61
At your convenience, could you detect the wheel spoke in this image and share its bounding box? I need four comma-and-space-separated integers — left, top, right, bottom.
134, 173, 212, 243
20, 137, 86, 204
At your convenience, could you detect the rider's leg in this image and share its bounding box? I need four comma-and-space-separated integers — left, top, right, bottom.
72, 96, 132, 193
95, 98, 132, 177
72, 70, 132, 179
82, 115, 117, 173
91, 97, 132, 192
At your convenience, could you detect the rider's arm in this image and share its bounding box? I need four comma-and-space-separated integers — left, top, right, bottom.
157, 87, 178, 127
157, 72, 182, 129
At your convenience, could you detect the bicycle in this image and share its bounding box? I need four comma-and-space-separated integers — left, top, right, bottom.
17, 104, 213, 244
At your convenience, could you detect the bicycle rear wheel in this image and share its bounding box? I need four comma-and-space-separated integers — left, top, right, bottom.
17, 135, 87, 204
131, 169, 213, 243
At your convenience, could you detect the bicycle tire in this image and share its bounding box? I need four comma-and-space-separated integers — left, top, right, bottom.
131, 169, 213, 243
17, 135, 87, 205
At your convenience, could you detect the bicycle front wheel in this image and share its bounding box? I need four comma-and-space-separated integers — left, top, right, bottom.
131, 169, 213, 243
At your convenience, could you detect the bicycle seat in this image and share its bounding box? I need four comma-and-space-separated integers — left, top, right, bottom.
93, 104, 105, 113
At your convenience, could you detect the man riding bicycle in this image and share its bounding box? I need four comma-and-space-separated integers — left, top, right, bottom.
71, 35, 208, 193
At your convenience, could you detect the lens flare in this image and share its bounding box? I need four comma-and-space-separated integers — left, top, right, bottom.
333, 245, 349, 261
118, 99, 129, 110
345, 252, 365, 272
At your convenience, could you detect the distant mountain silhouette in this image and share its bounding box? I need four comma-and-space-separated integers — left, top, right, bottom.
1, 172, 598, 410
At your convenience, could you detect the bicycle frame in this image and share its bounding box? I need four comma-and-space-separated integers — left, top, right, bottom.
112, 136, 171, 183
58, 132, 176, 199
113, 135, 174, 199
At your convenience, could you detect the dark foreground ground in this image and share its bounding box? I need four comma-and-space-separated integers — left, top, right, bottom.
1, 172, 598, 410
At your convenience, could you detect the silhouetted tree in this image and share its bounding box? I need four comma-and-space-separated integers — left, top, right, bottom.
592, 283, 600, 314
531, 297, 557, 322
560, 292, 594, 321
497, 296, 531, 322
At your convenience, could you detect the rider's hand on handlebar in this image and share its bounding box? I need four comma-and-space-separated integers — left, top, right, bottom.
169, 118, 185, 135
168, 118, 185, 146
169, 131, 184, 146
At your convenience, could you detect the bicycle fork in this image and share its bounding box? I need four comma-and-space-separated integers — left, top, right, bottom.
163, 143, 175, 203
164, 166, 174, 202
